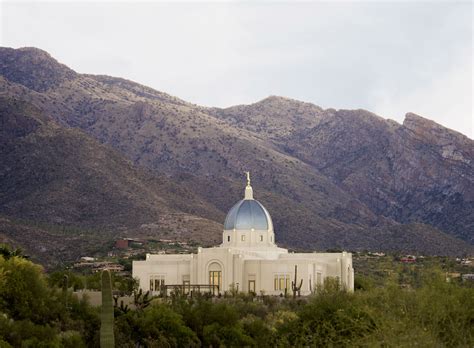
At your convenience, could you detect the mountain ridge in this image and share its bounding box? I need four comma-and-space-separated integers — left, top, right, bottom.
2, 47, 471, 137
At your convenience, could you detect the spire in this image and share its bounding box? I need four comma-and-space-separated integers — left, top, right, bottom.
244, 171, 253, 200
245, 171, 251, 186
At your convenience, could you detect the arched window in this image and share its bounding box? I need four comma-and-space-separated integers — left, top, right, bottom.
227, 235, 230, 242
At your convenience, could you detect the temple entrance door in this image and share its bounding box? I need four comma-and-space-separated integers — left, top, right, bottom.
208, 262, 222, 295
248, 280, 255, 293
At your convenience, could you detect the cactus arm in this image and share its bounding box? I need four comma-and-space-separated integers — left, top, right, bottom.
291, 265, 304, 297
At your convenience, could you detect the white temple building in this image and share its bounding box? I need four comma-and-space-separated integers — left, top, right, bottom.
133, 173, 354, 295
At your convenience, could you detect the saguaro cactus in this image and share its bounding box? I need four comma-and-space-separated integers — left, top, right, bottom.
62, 274, 69, 306
291, 265, 303, 298
133, 288, 151, 312
100, 270, 115, 348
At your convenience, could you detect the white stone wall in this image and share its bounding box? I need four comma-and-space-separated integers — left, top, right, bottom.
133, 254, 192, 295
133, 248, 354, 295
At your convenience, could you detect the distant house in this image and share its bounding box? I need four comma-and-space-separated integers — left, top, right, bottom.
462, 274, 474, 281
115, 238, 146, 249
74, 261, 124, 273
445, 272, 461, 282
115, 239, 129, 249
400, 256, 416, 263
92, 263, 124, 273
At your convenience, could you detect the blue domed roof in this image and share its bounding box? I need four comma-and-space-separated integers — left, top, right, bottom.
224, 199, 273, 231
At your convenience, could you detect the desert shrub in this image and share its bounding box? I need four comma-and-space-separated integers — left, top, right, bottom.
240, 314, 273, 346
275, 279, 376, 346
202, 322, 254, 347
0, 318, 59, 347
123, 304, 199, 347
0, 256, 50, 323
59, 331, 87, 348
48, 271, 84, 291
353, 271, 474, 347
0, 340, 11, 348
354, 275, 374, 291
414, 275, 474, 346
0, 256, 99, 346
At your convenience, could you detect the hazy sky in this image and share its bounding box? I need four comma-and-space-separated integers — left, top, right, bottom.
1, 1, 472, 138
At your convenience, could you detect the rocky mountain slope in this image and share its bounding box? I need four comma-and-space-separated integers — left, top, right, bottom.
0, 96, 224, 265
208, 99, 473, 242
0, 47, 472, 261
284, 110, 473, 242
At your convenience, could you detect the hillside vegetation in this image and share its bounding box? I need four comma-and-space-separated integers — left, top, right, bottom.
0, 250, 472, 347
0, 97, 223, 266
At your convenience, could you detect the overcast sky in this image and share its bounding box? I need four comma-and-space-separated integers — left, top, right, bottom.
1, 1, 472, 138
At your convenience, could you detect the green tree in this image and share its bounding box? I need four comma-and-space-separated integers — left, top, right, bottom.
276, 279, 377, 346
115, 304, 199, 347
0, 256, 50, 323
48, 271, 84, 291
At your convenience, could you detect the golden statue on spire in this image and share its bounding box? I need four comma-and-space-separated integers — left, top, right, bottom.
244, 171, 251, 187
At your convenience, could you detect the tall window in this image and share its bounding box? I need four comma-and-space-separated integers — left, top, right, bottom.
149, 275, 165, 292
260, 235, 263, 242
183, 280, 190, 294
183, 275, 190, 294
227, 235, 230, 242
273, 274, 290, 290
316, 272, 322, 285
241, 235, 245, 241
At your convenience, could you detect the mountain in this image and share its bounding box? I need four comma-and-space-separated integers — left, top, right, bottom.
282, 110, 473, 242
0, 47, 472, 263
0, 47, 77, 92
209, 100, 473, 244
0, 96, 223, 266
